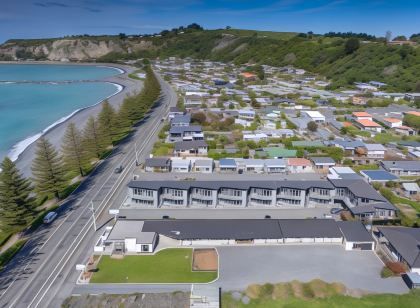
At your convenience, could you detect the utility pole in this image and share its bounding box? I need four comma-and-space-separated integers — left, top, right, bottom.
90, 201, 97, 231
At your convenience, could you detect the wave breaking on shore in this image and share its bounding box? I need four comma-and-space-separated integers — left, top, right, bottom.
8, 82, 123, 162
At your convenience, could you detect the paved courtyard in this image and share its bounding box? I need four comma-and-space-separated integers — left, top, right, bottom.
215, 245, 408, 294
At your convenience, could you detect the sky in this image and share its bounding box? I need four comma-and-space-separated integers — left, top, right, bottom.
1, 0, 420, 43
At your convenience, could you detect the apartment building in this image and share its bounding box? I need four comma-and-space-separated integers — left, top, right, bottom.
121, 179, 397, 220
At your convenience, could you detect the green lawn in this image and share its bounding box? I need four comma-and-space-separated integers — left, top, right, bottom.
90, 248, 217, 283
223, 281, 420, 308
352, 164, 379, 173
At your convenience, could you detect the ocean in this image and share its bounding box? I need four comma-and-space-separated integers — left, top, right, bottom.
0, 64, 122, 160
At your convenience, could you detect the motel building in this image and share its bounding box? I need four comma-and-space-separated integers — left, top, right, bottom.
94, 219, 375, 254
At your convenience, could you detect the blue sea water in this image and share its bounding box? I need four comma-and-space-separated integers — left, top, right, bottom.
0, 64, 121, 160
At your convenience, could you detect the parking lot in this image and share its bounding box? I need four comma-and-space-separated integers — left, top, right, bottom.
215, 245, 408, 294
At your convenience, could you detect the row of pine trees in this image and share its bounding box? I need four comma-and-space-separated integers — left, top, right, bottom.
0, 65, 161, 234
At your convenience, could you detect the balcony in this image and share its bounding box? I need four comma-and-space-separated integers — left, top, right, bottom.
190, 193, 214, 201
218, 193, 243, 201
249, 192, 274, 201
277, 193, 303, 200
161, 193, 185, 200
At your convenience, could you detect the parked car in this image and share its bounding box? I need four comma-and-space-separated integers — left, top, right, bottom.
330, 208, 343, 215
43, 211, 58, 224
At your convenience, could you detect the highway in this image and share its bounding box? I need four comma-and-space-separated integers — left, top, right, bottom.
0, 72, 177, 308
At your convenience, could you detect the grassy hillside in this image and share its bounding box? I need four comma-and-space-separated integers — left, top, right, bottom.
2, 28, 420, 91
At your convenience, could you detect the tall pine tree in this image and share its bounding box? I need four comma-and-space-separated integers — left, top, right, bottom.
0, 157, 35, 230
83, 116, 106, 159
31, 137, 67, 199
98, 100, 117, 146
62, 123, 88, 176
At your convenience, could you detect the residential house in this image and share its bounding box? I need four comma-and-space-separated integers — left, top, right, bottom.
357, 143, 386, 159
144, 158, 171, 172
352, 96, 368, 105
310, 157, 336, 173
243, 133, 268, 142
184, 94, 202, 110
360, 170, 399, 184
404, 94, 420, 102
219, 158, 237, 172
171, 159, 191, 173
174, 140, 208, 156
381, 161, 420, 176
352, 112, 373, 121
264, 159, 287, 173
377, 227, 420, 274
395, 126, 417, 136
333, 140, 365, 156
355, 119, 382, 133
169, 125, 203, 142
236, 159, 265, 173
240, 72, 257, 81
401, 182, 420, 199
328, 167, 361, 180
170, 114, 191, 127
287, 158, 313, 173
168, 107, 184, 120
238, 109, 256, 121
303, 111, 326, 123
193, 159, 214, 173
383, 117, 403, 128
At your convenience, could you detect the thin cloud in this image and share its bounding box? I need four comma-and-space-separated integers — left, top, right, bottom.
33, 1, 102, 12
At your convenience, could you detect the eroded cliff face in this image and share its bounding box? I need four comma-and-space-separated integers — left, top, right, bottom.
0, 38, 154, 61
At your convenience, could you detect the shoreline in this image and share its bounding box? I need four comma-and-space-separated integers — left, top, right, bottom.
7, 82, 124, 162
1, 62, 142, 177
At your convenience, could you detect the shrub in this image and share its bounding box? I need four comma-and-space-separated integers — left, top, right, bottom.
381, 266, 394, 278
386, 261, 408, 275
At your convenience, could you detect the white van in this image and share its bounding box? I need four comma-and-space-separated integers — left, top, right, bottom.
43, 211, 58, 224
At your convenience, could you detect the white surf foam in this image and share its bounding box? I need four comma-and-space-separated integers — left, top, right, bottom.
8, 82, 123, 162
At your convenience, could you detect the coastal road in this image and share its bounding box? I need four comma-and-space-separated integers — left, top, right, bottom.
0, 72, 177, 308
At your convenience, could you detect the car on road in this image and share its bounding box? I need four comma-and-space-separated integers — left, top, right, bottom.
43, 211, 58, 224
264, 215, 271, 219
114, 165, 124, 174
330, 208, 343, 215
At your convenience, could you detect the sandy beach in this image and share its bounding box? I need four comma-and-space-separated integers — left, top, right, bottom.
10, 62, 143, 177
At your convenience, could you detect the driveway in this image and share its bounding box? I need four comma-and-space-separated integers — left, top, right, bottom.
215, 245, 408, 294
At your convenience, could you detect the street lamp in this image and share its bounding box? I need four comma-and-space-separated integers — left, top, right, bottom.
134, 140, 139, 166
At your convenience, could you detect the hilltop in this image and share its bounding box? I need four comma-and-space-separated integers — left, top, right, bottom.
1, 28, 420, 92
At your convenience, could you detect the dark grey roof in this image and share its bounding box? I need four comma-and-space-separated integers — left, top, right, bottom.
145, 158, 170, 168
169, 125, 202, 134
378, 227, 420, 268
142, 219, 283, 240
169, 107, 182, 113
329, 179, 386, 202
128, 180, 334, 191
174, 140, 208, 151
171, 114, 191, 124
310, 157, 336, 165
337, 221, 373, 242
348, 202, 397, 215
279, 219, 342, 238
381, 161, 420, 172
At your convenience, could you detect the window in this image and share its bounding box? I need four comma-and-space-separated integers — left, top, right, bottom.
142, 245, 150, 252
